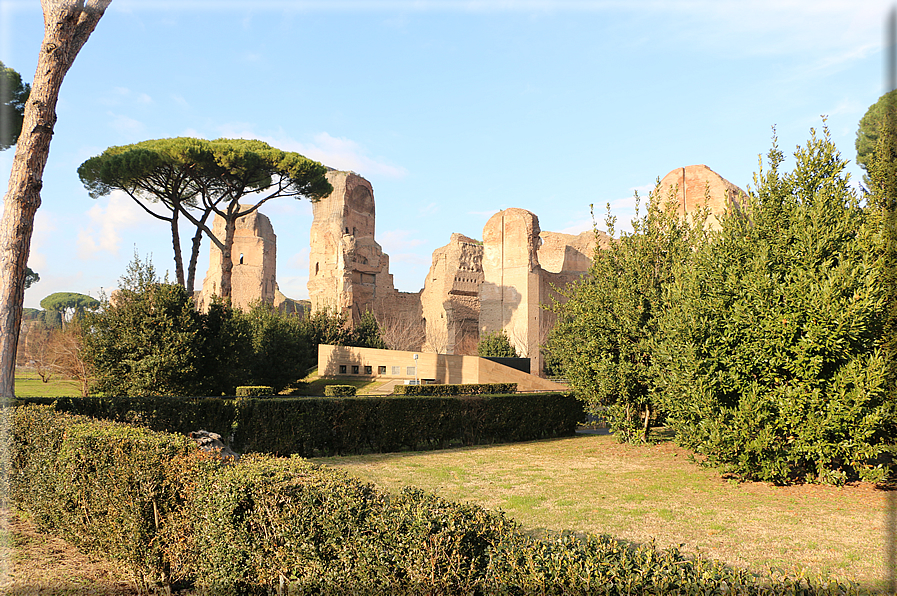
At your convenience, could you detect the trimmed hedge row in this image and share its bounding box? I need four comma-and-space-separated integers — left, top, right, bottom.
43, 393, 583, 456
393, 382, 517, 396
235, 386, 274, 397
10, 406, 858, 595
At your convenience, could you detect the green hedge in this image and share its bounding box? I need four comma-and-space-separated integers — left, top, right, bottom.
44, 393, 583, 456
323, 384, 357, 397
236, 386, 274, 397
9, 407, 860, 595
9, 405, 202, 591
393, 382, 516, 396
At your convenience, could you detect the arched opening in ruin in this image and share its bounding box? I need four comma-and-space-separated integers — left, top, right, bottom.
239, 253, 244, 265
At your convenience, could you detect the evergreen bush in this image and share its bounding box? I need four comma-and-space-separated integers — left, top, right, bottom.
655, 124, 893, 484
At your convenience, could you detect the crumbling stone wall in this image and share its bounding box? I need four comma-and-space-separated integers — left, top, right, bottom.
307, 170, 423, 337
657, 164, 743, 230
198, 208, 276, 313
420, 233, 483, 355
199, 164, 743, 377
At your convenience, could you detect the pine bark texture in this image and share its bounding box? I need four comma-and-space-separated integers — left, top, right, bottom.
0, 0, 111, 398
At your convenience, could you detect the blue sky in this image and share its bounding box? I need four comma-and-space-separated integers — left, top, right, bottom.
0, 0, 890, 308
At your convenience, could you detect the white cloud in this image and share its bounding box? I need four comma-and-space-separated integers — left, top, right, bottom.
77, 191, 151, 259
99, 87, 153, 107
108, 112, 147, 137
276, 275, 310, 300
171, 94, 190, 109
27, 209, 58, 272
418, 202, 439, 216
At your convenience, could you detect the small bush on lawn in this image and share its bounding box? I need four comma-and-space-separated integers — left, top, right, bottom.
324, 384, 357, 397
236, 386, 273, 397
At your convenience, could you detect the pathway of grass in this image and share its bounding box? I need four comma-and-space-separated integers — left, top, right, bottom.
318, 433, 891, 592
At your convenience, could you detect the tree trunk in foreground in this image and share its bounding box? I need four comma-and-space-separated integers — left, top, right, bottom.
0, 0, 111, 399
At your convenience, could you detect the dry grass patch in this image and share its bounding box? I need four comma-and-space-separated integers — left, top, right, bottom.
0, 507, 139, 595
317, 432, 892, 592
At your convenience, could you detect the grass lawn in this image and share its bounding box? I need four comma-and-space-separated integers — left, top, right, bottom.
317, 432, 892, 592
295, 369, 391, 396
13, 371, 81, 398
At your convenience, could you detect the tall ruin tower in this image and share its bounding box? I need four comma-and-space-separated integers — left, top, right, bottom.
307, 170, 422, 324
198, 208, 277, 312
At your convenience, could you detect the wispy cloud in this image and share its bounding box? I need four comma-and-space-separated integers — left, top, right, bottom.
211, 126, 408, 179
286, 247, 311, 270
379, 229, 425, 252
77, 191, 149, 259
99, 86, 153, 107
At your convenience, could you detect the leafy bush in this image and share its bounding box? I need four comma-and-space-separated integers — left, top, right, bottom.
477, 330, 518, 358
393, 382, 517, 396
236, 386, 274, 397
324, 384, 357, 397
655, 125, 894, 484
546, 195, 704, 443
239, 303, 312, 393
81, 256, 248, 397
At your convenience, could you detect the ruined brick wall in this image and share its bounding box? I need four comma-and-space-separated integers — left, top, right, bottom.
657, 164, 744, 230
198, 208, 276, 312
307, 170, 422, 341
420, 233, 483, 354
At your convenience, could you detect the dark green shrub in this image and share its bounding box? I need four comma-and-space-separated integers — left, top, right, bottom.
546, 194, 704, 444
240, 303, 313, 393
656, 125, 894, 484
11, 406, 860, 595
324, 384, 357, 397
37, 393, 583, 457
236, 386, 274, 397
477, 329, 518, 358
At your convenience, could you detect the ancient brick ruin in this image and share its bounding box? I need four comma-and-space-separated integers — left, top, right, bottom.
199, 164, 743, 376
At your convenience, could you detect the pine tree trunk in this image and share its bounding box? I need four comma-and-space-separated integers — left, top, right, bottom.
0, 0, 110, 399
170, 208, 185, 287
219, 215, 237, 300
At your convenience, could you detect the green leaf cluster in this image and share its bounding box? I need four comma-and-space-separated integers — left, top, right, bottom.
0, 60, 30, 151
476, 330, 519, 358
656, 125, 892, 484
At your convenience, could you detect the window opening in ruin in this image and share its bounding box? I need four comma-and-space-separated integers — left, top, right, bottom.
391, 366, 400, 375
345, 227, 349, 234
239, 253, 244, 264
364, 365, 372, 375
339, 365, 347, 374
352, 365, 360, 374
315, 262, 319, 275
378, 365, 387, 374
